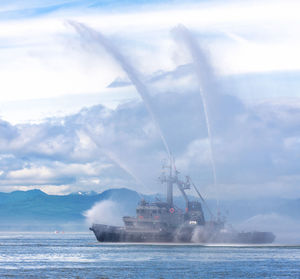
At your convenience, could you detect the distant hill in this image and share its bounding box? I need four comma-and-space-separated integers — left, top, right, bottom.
0, 188, 140, 231
0, 188, 299, 232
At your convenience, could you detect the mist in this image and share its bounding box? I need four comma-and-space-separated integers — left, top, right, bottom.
237, 213, 300, 244
83, 200, 123, 227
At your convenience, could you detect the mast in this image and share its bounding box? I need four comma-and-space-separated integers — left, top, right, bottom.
160, 158, 174, 207
166, 159, 173, 207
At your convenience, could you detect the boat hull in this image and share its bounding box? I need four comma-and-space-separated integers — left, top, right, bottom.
90, 224, 173, 242
90, 224, 275, 244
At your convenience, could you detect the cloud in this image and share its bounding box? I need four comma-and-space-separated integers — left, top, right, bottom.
0, 76, 299, 199
0, 2, 299, 200
1, 0, 300, 119
1, 30, 300, 197
5, 161, 110, 185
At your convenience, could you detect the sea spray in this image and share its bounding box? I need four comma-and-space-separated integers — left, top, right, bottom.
172, 25, 219, 213
83, 200, 123, 226
68, 21, 172, 159
237, 213, 300, 244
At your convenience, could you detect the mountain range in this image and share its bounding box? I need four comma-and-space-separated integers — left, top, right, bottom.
0, 188, 299, 232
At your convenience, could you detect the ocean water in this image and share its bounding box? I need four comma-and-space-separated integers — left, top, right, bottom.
0, 233, 299, 279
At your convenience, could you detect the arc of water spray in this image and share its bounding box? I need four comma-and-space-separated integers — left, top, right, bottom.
68, 20, 171, 160
172, 25, 219, 215
83, 127, 144, 198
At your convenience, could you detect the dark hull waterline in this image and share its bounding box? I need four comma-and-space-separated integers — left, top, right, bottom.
90, 224, 275, 244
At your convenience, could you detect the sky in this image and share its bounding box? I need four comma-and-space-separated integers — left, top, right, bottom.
0, 0, 300, 200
